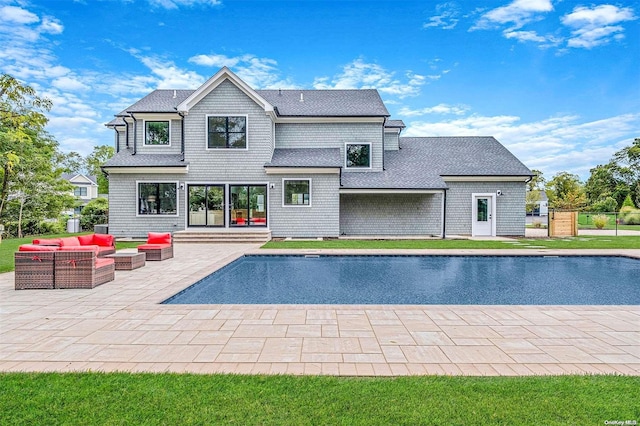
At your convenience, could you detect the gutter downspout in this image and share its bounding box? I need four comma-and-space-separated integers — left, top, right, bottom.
382, 117, 386, 170
442, 189, 447, 239
178, 112, 185, 161
124, 119, 129, 150
115, 127, 120, 153
130, 113, 137, 155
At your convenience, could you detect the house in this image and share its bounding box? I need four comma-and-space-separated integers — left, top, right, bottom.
62, 173, 99, 216
527, 190, 549, 216
103, 67, 532, 239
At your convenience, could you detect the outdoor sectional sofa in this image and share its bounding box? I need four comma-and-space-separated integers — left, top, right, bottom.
14, 235, 117, 290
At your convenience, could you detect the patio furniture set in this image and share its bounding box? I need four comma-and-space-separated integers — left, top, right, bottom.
14, 232, 173, 290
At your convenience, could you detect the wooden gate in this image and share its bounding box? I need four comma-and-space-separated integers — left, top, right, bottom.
549, 210, 578, 237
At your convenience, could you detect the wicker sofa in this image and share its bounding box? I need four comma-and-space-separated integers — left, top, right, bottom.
14, 243, 116, 290
137, 232, 173, 261
32, 234, 116, 257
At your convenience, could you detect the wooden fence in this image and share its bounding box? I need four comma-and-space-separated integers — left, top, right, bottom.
549, 210, 578, 237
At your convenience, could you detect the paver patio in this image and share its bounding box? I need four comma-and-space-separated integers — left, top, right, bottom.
1, 244, 639, 376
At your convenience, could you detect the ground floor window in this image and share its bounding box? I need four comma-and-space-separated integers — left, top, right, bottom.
283, 179, 311, 206
138, 182, 177, 215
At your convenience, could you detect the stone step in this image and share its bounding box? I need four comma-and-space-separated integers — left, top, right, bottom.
173, 230, 271, 244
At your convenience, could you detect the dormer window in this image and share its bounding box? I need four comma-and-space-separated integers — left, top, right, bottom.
345, 143, 371, 169
207, 115, 247, 149
145, 120, 170, 145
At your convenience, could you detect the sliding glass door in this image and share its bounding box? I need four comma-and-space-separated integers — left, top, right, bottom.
230, 185, 267, 227
187, 185, 224, 227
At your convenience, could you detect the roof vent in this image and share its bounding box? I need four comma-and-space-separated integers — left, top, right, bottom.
300, 93, 304, 102
172, 90, 177, 99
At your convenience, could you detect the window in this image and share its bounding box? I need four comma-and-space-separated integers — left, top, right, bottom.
145, 121, 170, 145
346, 143, 371, 168
74, 187, 87, 196
138, 182, 177, 215
283, 179, 311, 206
207, 116, 246, 149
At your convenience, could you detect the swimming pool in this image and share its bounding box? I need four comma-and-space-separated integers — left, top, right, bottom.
163, 255, 640, 305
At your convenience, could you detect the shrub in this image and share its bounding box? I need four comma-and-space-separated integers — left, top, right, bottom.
80, 197, 109, 231
533, 220, 542, 228
590, 196, 617, 213
619, 206, 640, 225
592, 214, 609, 229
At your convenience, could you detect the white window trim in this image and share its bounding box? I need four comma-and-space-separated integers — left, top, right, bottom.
143, 119, 171, 146
282, 178, 312, 207
136, 180, 179, 217
344, 142, 372, 170
205, 114, 249, 151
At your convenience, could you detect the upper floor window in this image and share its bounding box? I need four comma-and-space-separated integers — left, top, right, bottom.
74, 187, 88, 197
346, 143, 371, 168
138, 182, 177, 216
145, 121, 170, 145
283, 179, 311, 206
208, 116, 247, 149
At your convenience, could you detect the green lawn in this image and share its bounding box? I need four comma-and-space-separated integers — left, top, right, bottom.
578, 212, 640, 231
1, 373, 638, 425
262, 236, 640, 250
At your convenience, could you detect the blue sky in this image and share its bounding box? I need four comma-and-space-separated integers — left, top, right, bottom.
0, 0, 638, 180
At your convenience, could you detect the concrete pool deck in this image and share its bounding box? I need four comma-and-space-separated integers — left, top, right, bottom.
1, 244, 639, 376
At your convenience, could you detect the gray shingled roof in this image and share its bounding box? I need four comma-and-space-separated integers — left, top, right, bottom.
265, 148, 342, 168
106, 117, 125, 127
111, 87, 389, 120
102, 151, 188, 168
385, 119, 405, 128
341, 137, 532, 189
258, 90, 389, 117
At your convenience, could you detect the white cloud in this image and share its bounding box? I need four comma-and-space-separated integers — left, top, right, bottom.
399, 104, 470, 116
0, 5, 39, 24
39, 16, 64, 34
148, 0, 221, 9
403, 112, 640, 179
562, 5, 636, 48
424, 2, 460, 30
473, 0, 553, 30
52, 76, 89, 91
188, 53, 242, 68
313, 59, 427, 98
133, 54, 205, 89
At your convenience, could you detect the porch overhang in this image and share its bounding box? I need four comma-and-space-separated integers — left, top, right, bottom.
442, 175, 532, 182
265, 167, 340, 175
102, 166, 189, 174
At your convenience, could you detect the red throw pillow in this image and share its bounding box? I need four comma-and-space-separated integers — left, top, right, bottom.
19, 244, 58, 252
93, 233, 114, 247
77, 235, 95, 245
59, 237, 81, 247
32, 238, 62, 246
147, 232, 171, 244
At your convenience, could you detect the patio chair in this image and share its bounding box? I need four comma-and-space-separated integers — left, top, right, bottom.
54, 247, 115, 289
137, 232, 174, 261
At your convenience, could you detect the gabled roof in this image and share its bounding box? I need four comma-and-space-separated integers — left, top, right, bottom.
102, 151, 188, 168
265, 148, 342, 168
62, 173, 98, 185
385, 119, 405, 128
258, 90, 389, 117
120, 90, 193, 114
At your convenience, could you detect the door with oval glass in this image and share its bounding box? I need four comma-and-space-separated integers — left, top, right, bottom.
472, 194, 494, 236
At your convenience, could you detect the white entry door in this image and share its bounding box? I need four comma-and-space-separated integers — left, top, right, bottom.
472, 195, 495, 236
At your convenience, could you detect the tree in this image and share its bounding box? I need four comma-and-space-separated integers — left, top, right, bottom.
60, 151, 85, 174
0, 74, 52, 218
85, 145, 114, 194
584, 162, 627, 209
545, 171, 587, 209
613, 138, 640, 206
80, 197, 108, 231
527, 169, 545, 192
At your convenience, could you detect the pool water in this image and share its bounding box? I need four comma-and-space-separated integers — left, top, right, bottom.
163, 255, 640, 305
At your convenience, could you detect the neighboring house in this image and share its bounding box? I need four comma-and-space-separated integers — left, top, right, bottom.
63, 173, 99, 216
103, 67, 532, 239
528, 190, 549, 216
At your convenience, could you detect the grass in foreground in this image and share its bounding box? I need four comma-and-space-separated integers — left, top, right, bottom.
1, 373, 638, 425
262, 236, 640, 250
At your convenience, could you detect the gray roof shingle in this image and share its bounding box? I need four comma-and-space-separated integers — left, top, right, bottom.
341, 137, 532, 189
102, 151, 188, 168
258, 90, 389, 117
265, 148, 342, 168
119, 90, 193, 115
385, 119, 405, 128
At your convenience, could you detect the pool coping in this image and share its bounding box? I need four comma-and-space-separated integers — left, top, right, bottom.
1, 245, 639, 376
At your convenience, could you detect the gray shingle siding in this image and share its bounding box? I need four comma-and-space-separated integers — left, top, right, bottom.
275, 122, 383, 172
445, 181, 526, 236
340, 193, 442, 236
268, 174, 340, 238
384, 131, 399, 151
107, 174, 185, 239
